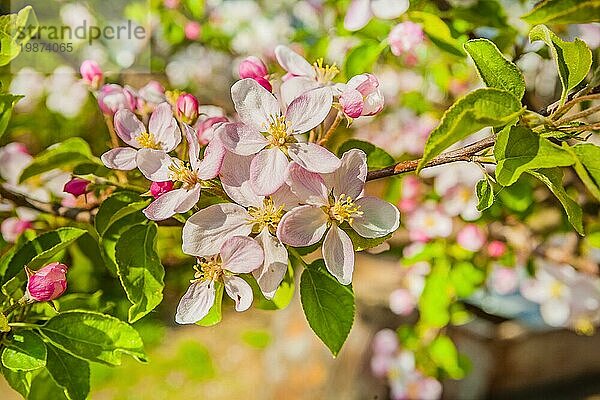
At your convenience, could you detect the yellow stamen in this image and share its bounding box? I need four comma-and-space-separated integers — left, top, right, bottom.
265, 115, 292, 148
328, 194, 362, 224
313, 58, 339, 84
169, 160, 200, 189
550, 281, 564, 298
137, 132, 162, 150
192, 256, 226, 283
247, 197, 285, 234
574, 318, 595, 336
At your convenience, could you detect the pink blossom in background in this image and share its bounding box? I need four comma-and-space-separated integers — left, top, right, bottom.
238, 56, 272, 91
1, 217, 33, 243
456, 224, 486, 252
487, 240, 507, 258
163, 0, 179, 8
79, 60, 103, 89
26, 262, 68, 302
405, 202, 452, 242
344, 0, 409, 31
389, 288, 417, 316
137, 81, 166, 112
487, 264, 519, 295
389, 21, 424, 64
97, 84, 137, 115
184, 21, 201, 40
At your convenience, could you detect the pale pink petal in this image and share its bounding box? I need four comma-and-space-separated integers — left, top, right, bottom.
280, 76, 320, 108
149, 102, 181, 151
101, 147, 138, 170
339, 88, 364, 118
274, 45, 316, 78
362, 89, 385, 116
254, 228, 289, 299
323, 148, 367, 199
350, 196, 400, 238
288, 142, 341, 173
371, 0, 409, 19
175, 280, 216, 324
323, 224, 354, 285
276, 205, 328, 247
182, 203, 252, 256
196, 138, 226, 180
223, 275, 253, 312
344, 0, 372, 31
216, 122, 269, 156
114, 109, 144, 147
143, 188, 189, 221
250, 148, 289, 196
270, 184, 301, 211
220, 236, 264, 274
184, 124, 201, 170
220, 152, 263, 208
173, 184, 201, 213
286, 162, 329, 206
285, 87, 333, 134
136, 148, 172, 181
347, 73, 378, 95
231, 79, 281, 131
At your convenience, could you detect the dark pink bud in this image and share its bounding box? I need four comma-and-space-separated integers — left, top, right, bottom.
63, 178, 90, 197
80, 60, 103, 89
184, 21, 201, 40
238, 56, 268, 79
487, 240, 507, 258
176, 93, 199, 124
150, 181, 174, 198
26, 262, 68, 302
97, 84, 136, 115
253, 76, 272, 92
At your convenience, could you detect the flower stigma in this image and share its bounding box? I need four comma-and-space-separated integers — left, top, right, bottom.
169, 160, 200, 189
313, 58, 339, 84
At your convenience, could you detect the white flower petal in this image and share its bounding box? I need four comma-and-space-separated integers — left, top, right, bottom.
288, 142, 341, 174
174, 184, 202, 213
254, 228, 289, 299
323, 148, 367, 199
216, 122, 269, 156
114, 109, 144, 148
182, 203, 252, 256
220, 152, 264, 208
350, 196, 400, 238
541, 299, 571, 327
196, 138, 226, 180
285, 87, 333, 134
286, 162, 329, 206
231, 79, 281, 131
323, 224, 354, 285
249, 148, 289, 196
371, 0, 409, 19
136, 148, 172, 181
150, 102, 181, 151
344, 0, 372, 31
224, 275, 253, 312
101, 147, 138, 170
220, 236, 264, 274
143, 188, 189, 221
184, 123, 201, 170
276, 205, 328, 247
175, 280, 216, 324
280, 76, 320, 108
274, 45, 316, 78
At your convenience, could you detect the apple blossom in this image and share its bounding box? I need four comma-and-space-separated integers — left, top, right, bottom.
487, 240, 507, 258
97, 84, 136, 115
137, 81, 166, 112
101, 102, 181, 172
175, 236, 264, 324
63, 177, 90, 197
196, 116, 228, 144
25, 262, 68, 302
405, 202, 452, 242
389, 288, 417, 316
344, 0, 409, 32
218, 78, 340, 195
340, 73, 385, 118
176, 93, 200, 125
238, 56, 272, 92
79, 60, 103, 89
1, 217, 33, 243
184, 21, 201, 40
487, 264, 519, 295
456, 224, 486, 252
277, 150, 400, 284
389, 22, 424, 61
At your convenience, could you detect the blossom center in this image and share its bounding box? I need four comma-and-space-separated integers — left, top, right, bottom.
247, 198, 285, 233
137, 132, 162, 150
550, 281, 564, 298
169, 160, 200, 189
328, 194, 362, 224
266, 115, 293, 148
313, 58, 339, 84
193, 256, 225, 282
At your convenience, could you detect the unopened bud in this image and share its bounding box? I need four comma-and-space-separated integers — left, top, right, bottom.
176, 93, 199, 125
97, 84, 136, 115
80, 60, 103, 89
26, 262, 68, 302
150, 181, 174, 198
63, 178, 90, 197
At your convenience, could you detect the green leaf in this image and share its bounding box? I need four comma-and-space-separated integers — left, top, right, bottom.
343, 228, 392, 251
409, 12, 465, 57
0, 93, 23, 139
419, 259, 452, 328
45, 344, 90, 400
494, 126, 574, 186
28, 368, 68, 400
115, 223, 165, 323
0, 6, 39, 66
19, 138, 100, 183
0, 364, 33, 398
429, 335, 465, 379
39, 310, 147, 366
476, 179, 494, 211
418, 88, 523, 172
1, 227, 86, 284
464, 39, 525, 99
528, 168, 584, 235
95, 191, 148, 235
343, 40, 386, 79
299, 259, 355, 356
196, 281, 224, 327
522, 0, 600, 25
1, 331, 46, 371
529, 25, 592, 105
567, 143, 600, 201
337, 139, 394, 169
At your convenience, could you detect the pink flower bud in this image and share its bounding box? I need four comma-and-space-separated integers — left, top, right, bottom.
239, 56, 269, 79
487, 240, 507, 258
26, 262, 68, 302
372, 329, 398, 356
253, 76, 272, 92
457, 224, 487, 252
1, 217, 32, 243
150, 181, 174, 198
176, 93, 200, 124
389, 22, 424, 57
184, 21, 201, 40
63, 178, 90, 197
97, 84, 136, 115
389, 288, 417, 316
80, 60, 103, 89
340, 73, 384, 118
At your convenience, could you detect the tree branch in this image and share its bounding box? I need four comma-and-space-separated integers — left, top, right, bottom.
366, 136, 496, 181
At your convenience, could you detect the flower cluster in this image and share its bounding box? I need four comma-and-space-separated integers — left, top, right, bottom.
90, 49, 399, 323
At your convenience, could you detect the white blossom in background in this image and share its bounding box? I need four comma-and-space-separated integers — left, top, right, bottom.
9, 68, 45, 113
45, 66, 88, 118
